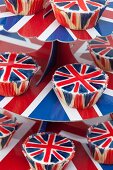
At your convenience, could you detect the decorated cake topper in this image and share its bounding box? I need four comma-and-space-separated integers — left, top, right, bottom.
87, 120, 113, 164
52, 63, 108, 109
22, 132, 75, 169
0, 52, 39, 96
88, 33, 113, 71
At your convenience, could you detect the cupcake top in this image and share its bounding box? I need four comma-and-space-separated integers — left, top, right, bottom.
89, 34, 113, 59
87, 120, 113, 149
0, 52, 38, 83
52, 63, 108, 94
0, 113, 16, 137
23, 132, 75, 165
52, 0, 107, 13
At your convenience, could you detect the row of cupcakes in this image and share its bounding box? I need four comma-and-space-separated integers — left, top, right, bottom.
0, 33, 111, 98
4, 0, 108, 30
22, 119, 113, 169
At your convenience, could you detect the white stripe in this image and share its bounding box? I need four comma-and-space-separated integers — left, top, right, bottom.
0, 97, 13, 108
100, 16, 113, 23
65, 161, 77, 170
104, 88, 113, 96
0, 12, 15, 18
87, 28, 100, 39
0, 116, 35, 161
93, 105, 102, 116
66, 28, 77, 41
8, 15, 33, 32
38, 20, 59, 41
59, 100, 82, 121
82, 144, 103, 170
0, 4, 5, 7
106, 7, 113, 12
0, 25, 3, 30
72, 41, 94, 64
22, 82, 52, 117
0, 34, 42, 50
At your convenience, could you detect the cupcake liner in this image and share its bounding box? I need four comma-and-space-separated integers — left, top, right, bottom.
22, 132, 75, 170
88, 33, 113, 71
4, 0, 44, 15
51, 0, 107, 30
52, 63, 108, 109
0, 52, 39, 96
87, 120, 113, 164
0, 112, 17, 150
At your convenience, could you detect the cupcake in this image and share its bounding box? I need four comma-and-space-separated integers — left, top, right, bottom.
0, 52, 39, 96
88, 33, 113, 71
52, 63, 108, 109
22, 132, 75, 170
4, 0, 44, 15
0, 112, 16, 150
50, 0, 107, 30
87, 120, 113, 164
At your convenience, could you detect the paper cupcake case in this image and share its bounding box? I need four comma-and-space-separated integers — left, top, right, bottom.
88, 33, 113, 71
22, 132, 75, 170
87, 120, 113, 164
0, 52, 39, 96
0, 112, 17, 150
4, 0, 44, 15
51, 0, 107, 30
52, 63, 108, 109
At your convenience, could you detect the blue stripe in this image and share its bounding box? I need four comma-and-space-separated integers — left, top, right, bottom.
29, 89, 70, 121
97, 94, 113, 115
108, 2, 113, 8
101, 164, 113, 170
0, 0, 4, 4
3, 16, 23, 30
47, 25, 74, 42
0, 96, 4, 101
95, 19, 113, 36
0, 30, 26, 40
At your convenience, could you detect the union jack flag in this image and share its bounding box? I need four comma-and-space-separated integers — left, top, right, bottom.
87, 120, 113, 164
52, 63, 108, 109
23, 133, 75, 170
54, 0, 106, 11
0, 52, 38, 96
0, 52, 38, 82
88, 34, 113, 71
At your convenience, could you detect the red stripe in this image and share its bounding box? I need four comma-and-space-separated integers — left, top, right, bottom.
102, 9, 113, 20
88, 1, 102, 7
72, 141, 98, 170
66, 64, 96, 92
35, 135, 47, 144
78, 107, 99, 119
52, 150, 64, 161
77, 0, 88, 11
13, 69, 27, 80
0, 126, 10, 134
55, 71, 73, 78
101, 138, 112, 147
44, 133, 55, 162
30, 149, 44, 157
